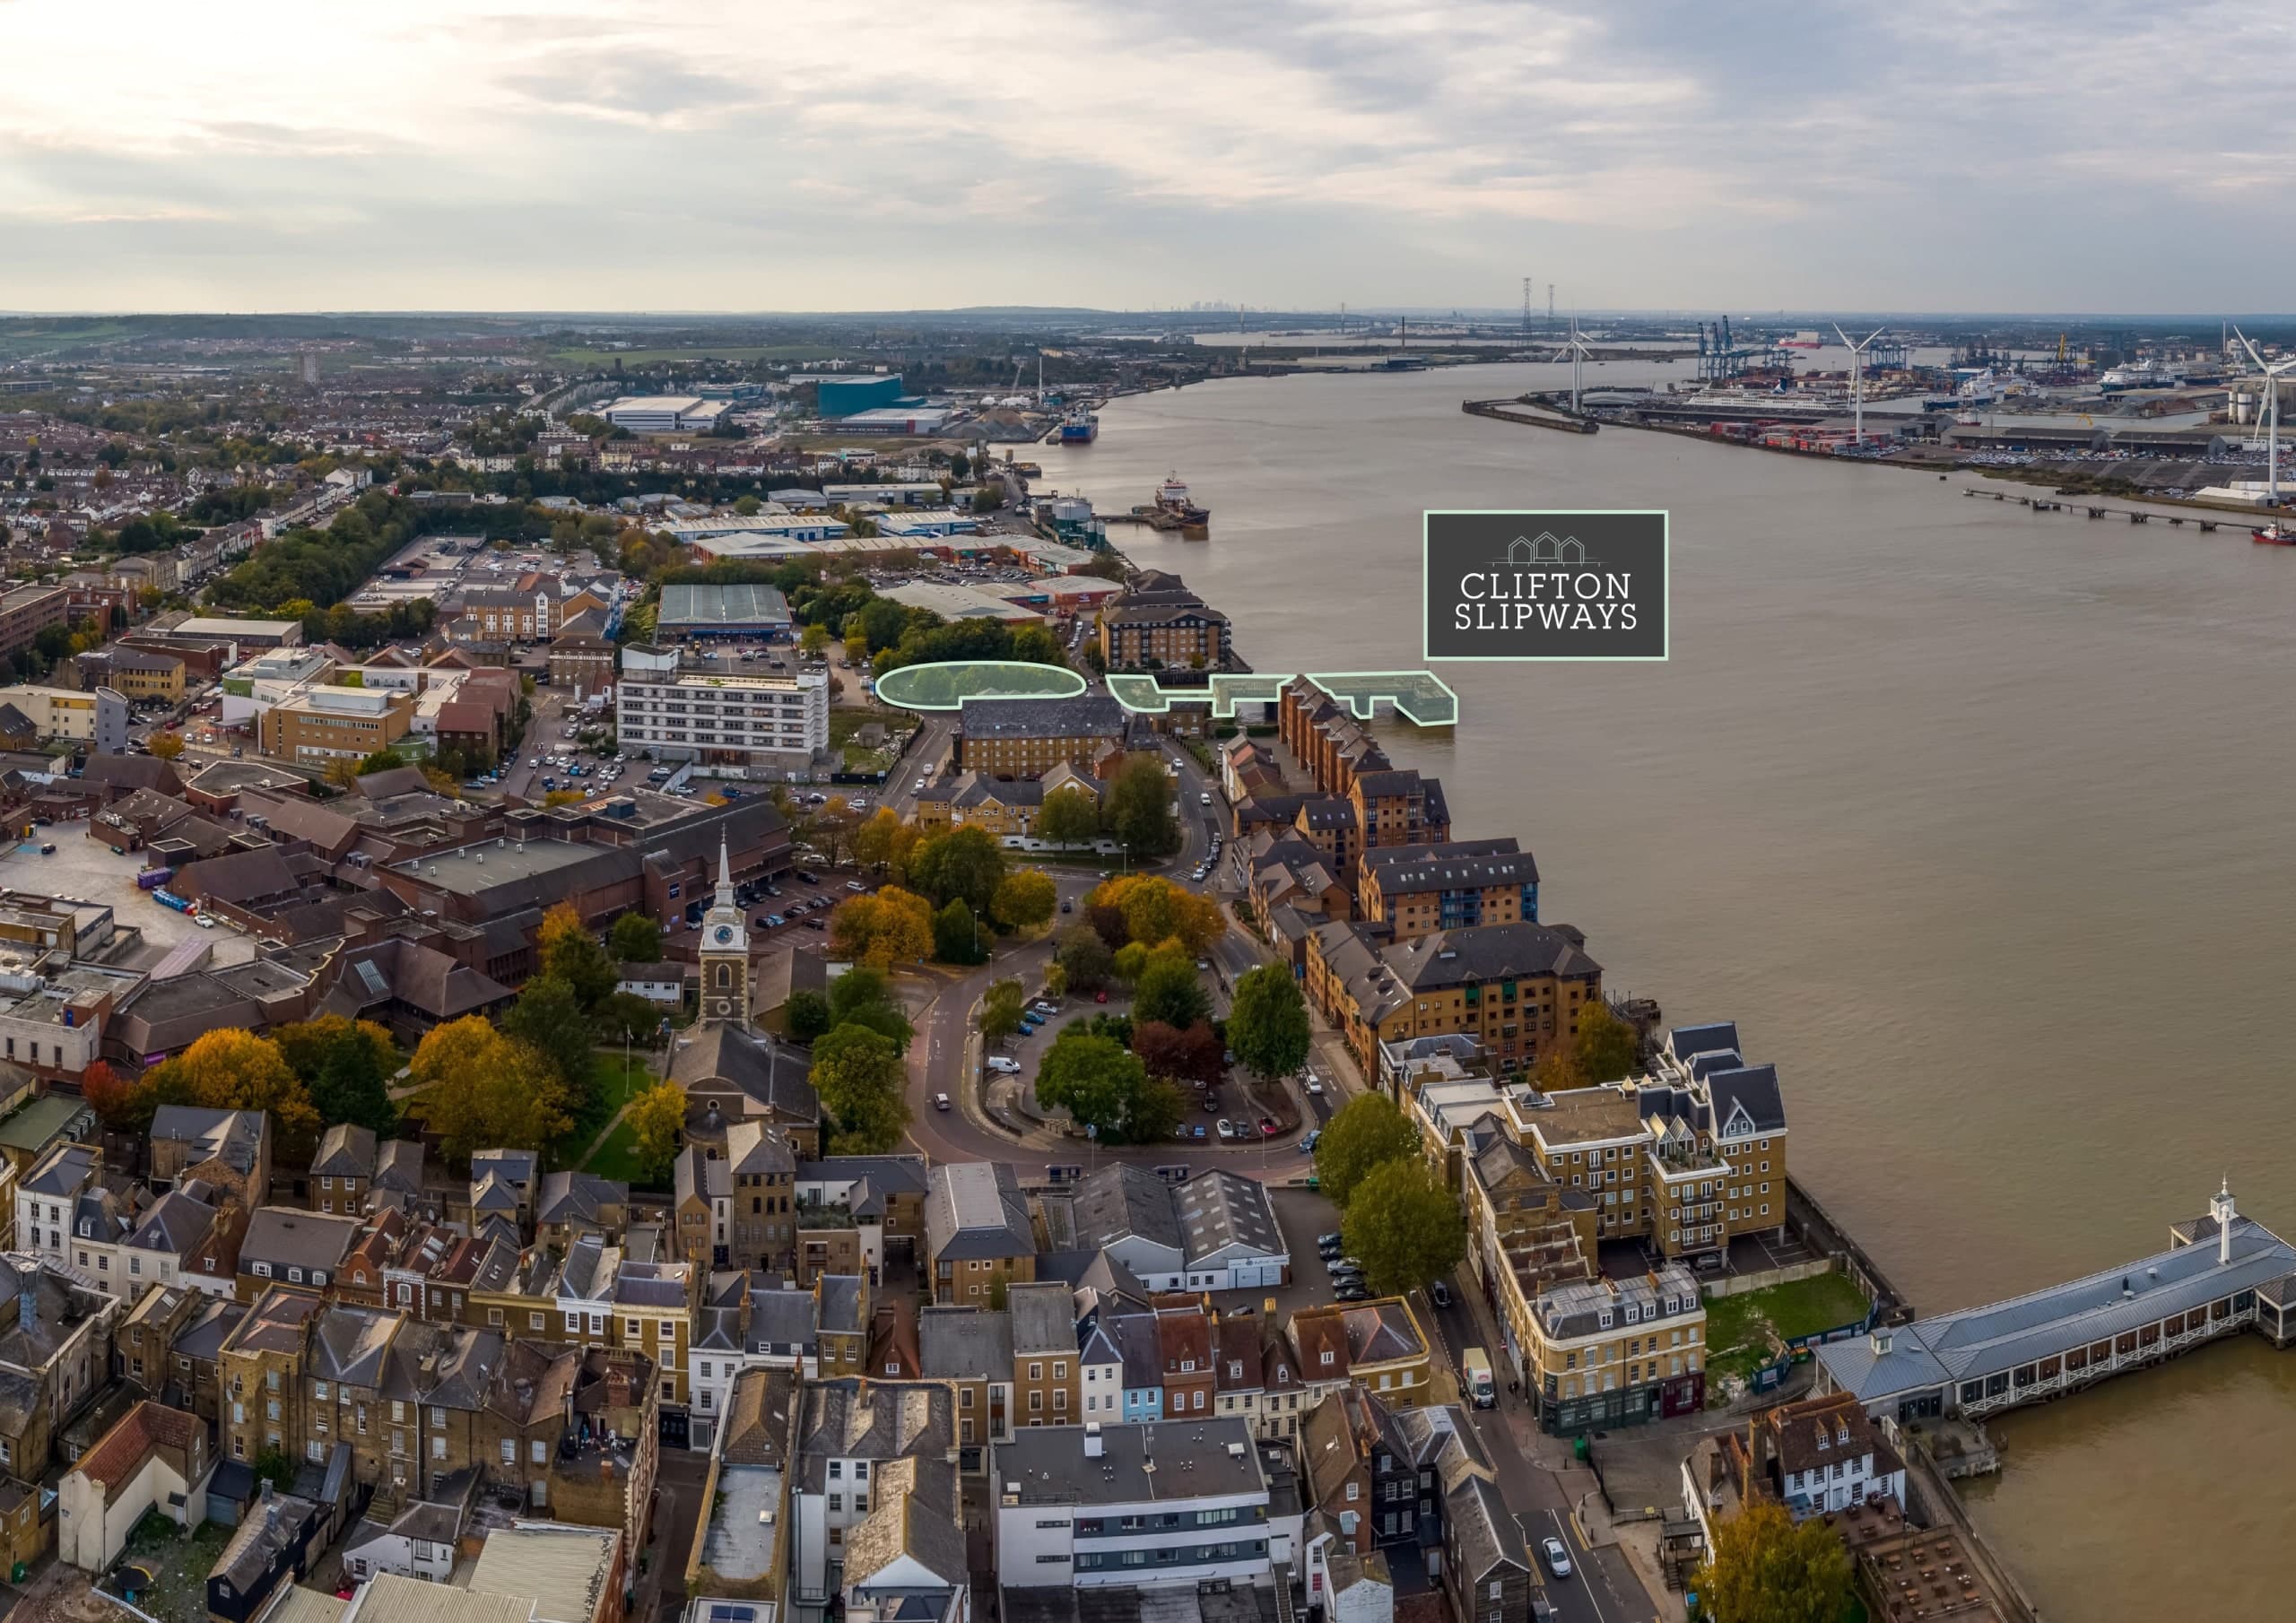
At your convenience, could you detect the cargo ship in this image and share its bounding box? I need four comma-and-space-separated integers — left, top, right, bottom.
1155, 473, 1209, 525
1779, 330, 1822, 350
1058, 404, 1099, 444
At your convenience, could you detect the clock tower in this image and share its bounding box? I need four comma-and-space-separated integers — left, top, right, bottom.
698, 832, 751, 1026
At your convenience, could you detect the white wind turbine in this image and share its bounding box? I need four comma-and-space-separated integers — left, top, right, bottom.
2232, 326, 2296, 508
1833, 325, 1887, 444
1550, 317, 1595, 412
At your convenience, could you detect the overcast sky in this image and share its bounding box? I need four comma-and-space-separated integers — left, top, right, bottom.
4, 0, 2292, 316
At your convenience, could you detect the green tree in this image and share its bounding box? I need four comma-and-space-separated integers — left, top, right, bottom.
1315, 1093, 1422, 1207
982, 978, 1027, 1042
1340, 1159, 1467, 1298
1055, 924, 1115, 991
250, 1448, 299, 1495
1039, 785, 1100, 847
592, 991, 664, 1052
828, 968, 915, 1055
357, 749, 404, 775
625, 1080, 688, 1187
538, 901, 616, 1008
991, 868, 1057, 932
734, 495, 762, 516
500, 976, 595, 1101
1690, 1499, 1856, 1623
1134, 954, 1212, 1029
1128, 1077, 1187, 1142
274, 1015, 399, 1133
1573, 1000, 1641, 1084
909, 825, 1007, 914
608, 912, 663, 965
933, 897, 988, 965
1034, 1032, 1150, 1141
1105, 758, 1178, 856
811, 1024, 910, 1153
799, 621, 830, 658
1227, 964, 1310, 1083
785, 988, 832, 1043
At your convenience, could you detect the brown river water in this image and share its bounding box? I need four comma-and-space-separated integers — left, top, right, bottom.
1050, 360, 2296, 1622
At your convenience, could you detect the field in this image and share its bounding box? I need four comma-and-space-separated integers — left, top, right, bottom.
1703, 1270, 1874, 1382
572, 1051, 669, 1183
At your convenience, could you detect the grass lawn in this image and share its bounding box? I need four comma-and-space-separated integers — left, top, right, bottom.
1705, 1271, 1874, 1383
831, 706, 909, 774
585, 1115, 648, 1185
551, 1051, 658, 1169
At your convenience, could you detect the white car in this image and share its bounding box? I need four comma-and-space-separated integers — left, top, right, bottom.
1304, 1074, 1324, 1096
1541, 1538, 1572, 1579
934, 1092, 952, 1111
987, 1056, 1022, 1074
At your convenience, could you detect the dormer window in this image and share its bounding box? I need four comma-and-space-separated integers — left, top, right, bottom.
1837, 1423, 1850, 1445
1320, 1350, 1335, 1367
1596, 1310, 1613, 1330
1815, 1430, 1830, 1451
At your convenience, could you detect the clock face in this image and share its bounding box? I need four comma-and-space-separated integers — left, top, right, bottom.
714, 924, 735, 944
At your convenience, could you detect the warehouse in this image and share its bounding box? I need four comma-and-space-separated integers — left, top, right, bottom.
602, 395, 732, 434
657, 584, 795, 643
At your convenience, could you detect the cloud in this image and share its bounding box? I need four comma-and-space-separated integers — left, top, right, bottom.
3, 0, 2295, 310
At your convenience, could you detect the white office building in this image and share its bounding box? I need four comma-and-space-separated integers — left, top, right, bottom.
617, 646, 829, 769
602, 395, 732, 434
991, 1419, 1273, 1590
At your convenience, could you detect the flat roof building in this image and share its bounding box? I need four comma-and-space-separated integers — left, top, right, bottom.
657, 584, 794, 642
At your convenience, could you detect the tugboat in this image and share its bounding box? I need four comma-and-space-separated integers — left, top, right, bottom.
2252, 522, 2296, 546
1147, 472, 1210, 537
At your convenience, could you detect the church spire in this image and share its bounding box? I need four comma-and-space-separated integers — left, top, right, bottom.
716, 830, 734, 906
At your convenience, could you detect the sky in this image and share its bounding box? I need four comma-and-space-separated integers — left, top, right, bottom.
4, 0, 2294, 316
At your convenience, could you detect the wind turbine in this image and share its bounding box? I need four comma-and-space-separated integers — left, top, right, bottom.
2232, 326, 2296, 508
1833, 325, 1887, 444
1550, 317, 1595, 412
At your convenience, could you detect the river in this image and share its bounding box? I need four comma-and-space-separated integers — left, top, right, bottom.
1048, 361, 2296, 1621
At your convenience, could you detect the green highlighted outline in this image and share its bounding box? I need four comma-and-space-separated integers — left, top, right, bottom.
1107, 670, 1457, 725
873, 660, 1087, 711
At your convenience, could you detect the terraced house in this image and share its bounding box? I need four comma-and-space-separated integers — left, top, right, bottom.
1358, 838, 1540, 941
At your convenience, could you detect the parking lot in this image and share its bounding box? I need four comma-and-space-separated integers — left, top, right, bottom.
0, 828, 258, 968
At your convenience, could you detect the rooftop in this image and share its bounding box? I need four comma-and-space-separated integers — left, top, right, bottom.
994, 1419, 1266, 1506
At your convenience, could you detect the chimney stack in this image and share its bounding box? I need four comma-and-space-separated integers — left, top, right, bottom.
16, 1265, 33, 1335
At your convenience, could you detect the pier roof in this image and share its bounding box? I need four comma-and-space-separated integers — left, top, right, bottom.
1819, 1214, 2296, 1405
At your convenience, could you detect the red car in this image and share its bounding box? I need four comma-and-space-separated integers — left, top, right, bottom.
1259, 1117, 1278, 1137
1095, 989, 1109, 1003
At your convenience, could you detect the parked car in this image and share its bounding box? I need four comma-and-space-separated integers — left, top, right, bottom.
1191, 1124, 1207, 1141
1300, 1130, 1320, 1154
1258, 1117, 1277, 1137
1094, 990, 1109, 1003
987, 1057, 1021, 1075
37, 844, 54, 856
766, 915, 785, 928
846, 880, 866, 892
1335, 1283, 1369, 1302
1317, 1232, 1343, 1252
1215, 1119, 1235, 1141
1541, 1539, 1572, 1579
1430, 1280, 1453, 1308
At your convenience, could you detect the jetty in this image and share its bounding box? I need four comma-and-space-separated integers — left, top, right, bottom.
1816, 1183, 2296, 1423
1958, 486, 2224, 530
1463, 396, 1598, 434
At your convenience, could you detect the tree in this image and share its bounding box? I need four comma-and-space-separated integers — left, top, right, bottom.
1129, 1077, 1187, 1142
1574, 1000, 1641, 1084
409, 1017, 572, 1164
799, 622, 830, 657
1227, 965, 1310, 1082
982, 978, 1027, 1042
933, 897, 987, 965
1039, 785, 1100, 847
785, 988, 832, 1043
1112, 942, 1152, 984
1340, 1159, 1467, 1298
811, 1024, 910, 1153
544, 789, 584, 808
1055, 924, 1115, 991
537, 901, 615, 1008
1034, 1032, 1150, 1141
850, 807, 918, 879
146, 731, 185, 761
990, 869, 1057, 932
1131, 1020, 1225, 1086
1530, 1046, 1587, 1093
1134, 953, 1212, 1030
608, 912, 663, 965
148, 1029, 320, 1158
250, 1448, 299, 1496
310, 1025, 397, 1134
827, 968, 915, 1055
357, 749, 404, 775
831, 886, 935, 970
81, 1061, 135, 1131
1690, 1500, 1856, 1623
1091, 875, 1223, 953
1105, 757, 1178, 856
909, 825, 1006, 915
626, 1080, 688, 1187
1315, 1093, 1422, 1207
593, 992, 664, 1052
501, 976, 595, 1099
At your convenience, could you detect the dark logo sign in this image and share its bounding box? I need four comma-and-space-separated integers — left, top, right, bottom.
1423, 510, 1669, 661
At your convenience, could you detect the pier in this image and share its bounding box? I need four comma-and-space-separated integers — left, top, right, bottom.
1462, 396, 1598, 434
1959, 486, 2226, 530
1816, 1184, 2296, 1424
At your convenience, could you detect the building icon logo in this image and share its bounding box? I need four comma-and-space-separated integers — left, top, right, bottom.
1425, 509, 1669, 662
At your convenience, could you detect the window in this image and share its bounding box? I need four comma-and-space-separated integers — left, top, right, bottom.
501, 1439, 517, 1464
531, 1439, 546, 1464
1345, 1483, 1359, 1502
828, 1494, 842, 1513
